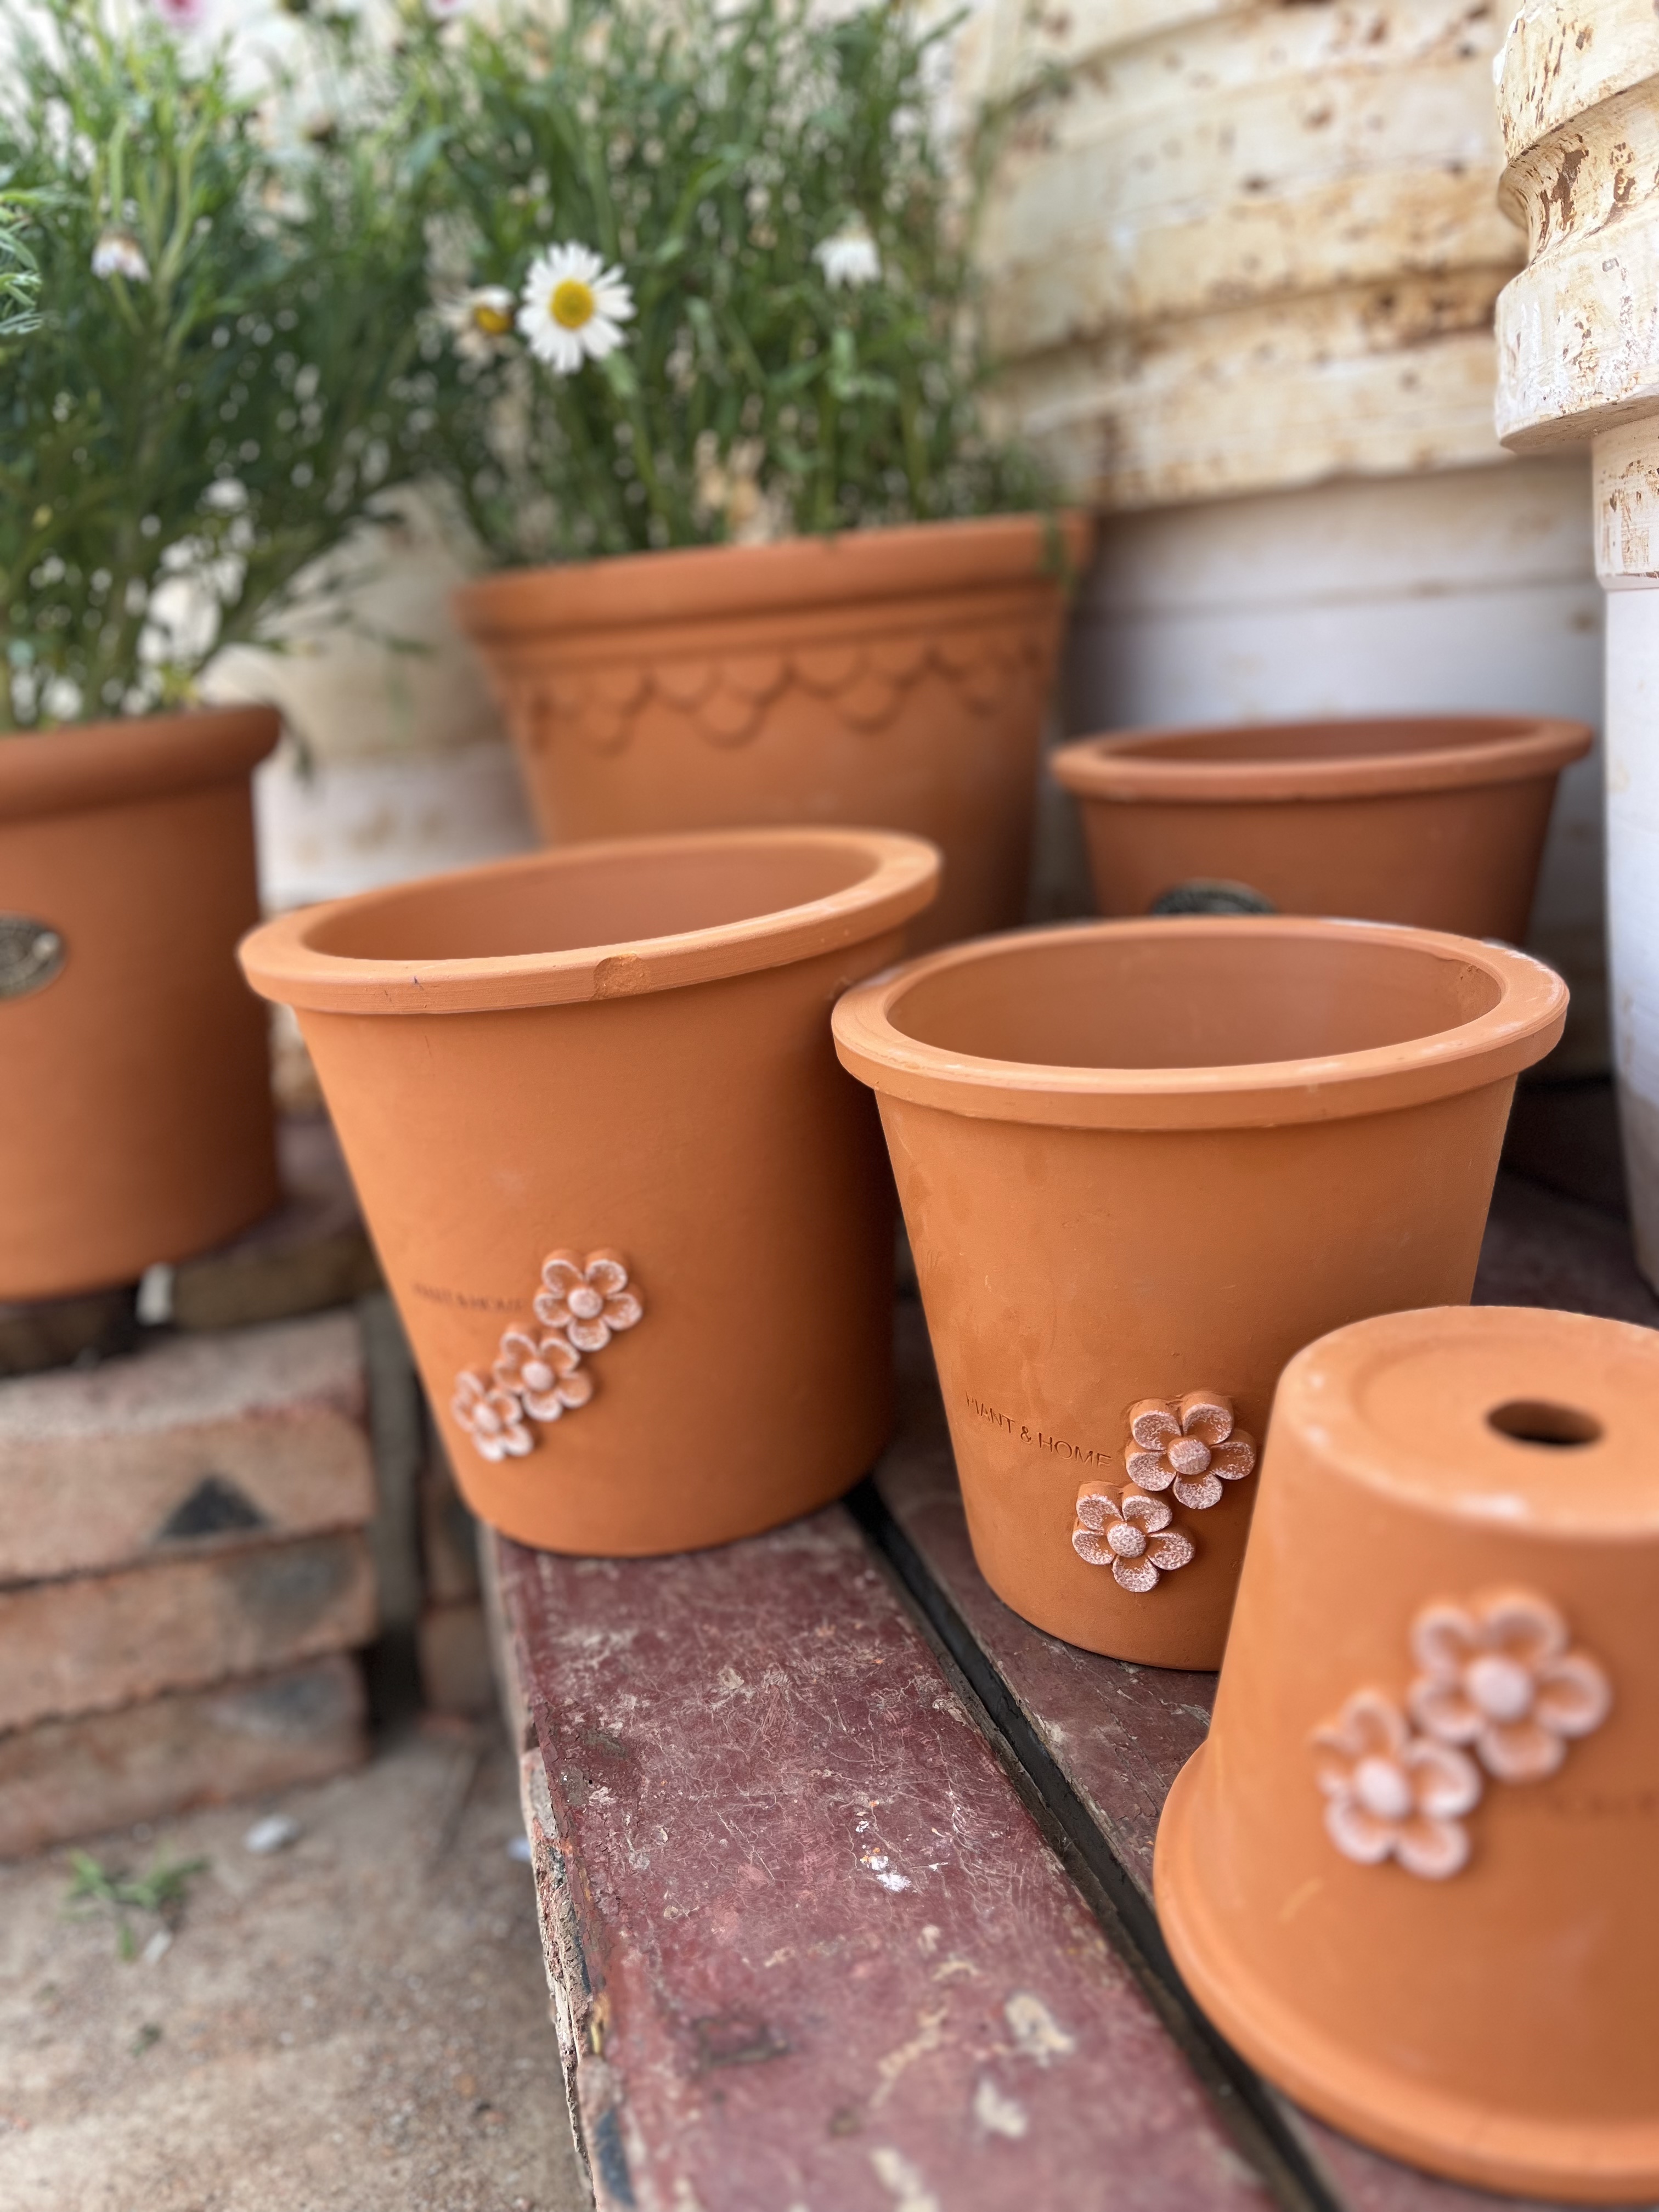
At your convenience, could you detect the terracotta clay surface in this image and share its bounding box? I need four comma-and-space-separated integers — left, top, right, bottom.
239, 828, 940, 1554
833, 917, 1567, 1666
1051, 715, 1592, 941
0, 707, 281, 1299
1156, 1304, 1659, 2202
453, 514, 1090, 953
492, 1508, 1276, 2212
870, 1262, 1599, 2212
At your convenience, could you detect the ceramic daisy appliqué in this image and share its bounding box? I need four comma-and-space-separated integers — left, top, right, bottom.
451, 1247, 644, 1461
1124, 1391, 1255, 1510
1310, 1587, 1612, 1878
1071, 1483, 1195, 1591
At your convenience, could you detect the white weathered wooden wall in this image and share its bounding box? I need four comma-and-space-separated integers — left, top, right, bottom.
1495, 0, 1659, 1273
966, 0, 1607, 1064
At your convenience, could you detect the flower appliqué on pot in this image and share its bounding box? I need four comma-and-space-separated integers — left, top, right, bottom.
1407, 1588, 1611, 1782
534, 1249, 643, 1352
1313, 1690, 1481, 1880
1124, 1391, 1255, 1510
452, 1248, 644, 1462
1311, 1587, 1611, 1879
493, 1330, 594, 1423
1072, 1483, 1195, 1592
451, 1372, 535, 1464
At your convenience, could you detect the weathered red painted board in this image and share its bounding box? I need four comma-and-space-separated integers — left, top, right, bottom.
494, 1513, 1274, 2212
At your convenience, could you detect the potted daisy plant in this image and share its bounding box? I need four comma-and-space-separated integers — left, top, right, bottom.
404, 0, 1085, 951
0, 0, 432, 1302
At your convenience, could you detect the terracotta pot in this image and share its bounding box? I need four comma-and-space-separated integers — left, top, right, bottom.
832, 916, 1567, 1666
239, 828, 940, 1554
0, 708, 281, 1301
1155, 1304, 1659, 2202
453, 514, 1090, 954
1051, 715, 1592, 941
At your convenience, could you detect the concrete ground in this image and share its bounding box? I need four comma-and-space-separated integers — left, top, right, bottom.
0, 1722, 590, 2212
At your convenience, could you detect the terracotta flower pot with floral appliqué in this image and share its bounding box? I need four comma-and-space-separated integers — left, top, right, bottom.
1155, 1304, 1659, 2202
832, 916, 1567, 1666
453, 514, 1090, 954
0, 708, 281, 1300
1051, 714, 1592, 939
238, 826, 940, 1554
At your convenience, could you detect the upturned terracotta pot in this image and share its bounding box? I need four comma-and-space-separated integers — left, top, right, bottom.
239, 828, 940, 1554
832, 916, 1567, 1666
0, 708, 281, 1300
453, 514, 1090, 954
1155, 1304, 1659, 2202
1051, 715, 1592, 940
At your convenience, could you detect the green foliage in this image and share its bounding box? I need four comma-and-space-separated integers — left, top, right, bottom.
64, 1847, 208, 1960
0, 198, 41, 340
394, 0, 1047, 565
0, 2, 435, 731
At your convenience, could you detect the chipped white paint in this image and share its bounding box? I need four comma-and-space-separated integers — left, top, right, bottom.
871, 2005, 949, 2107
1004, 1991, 1077, 2067
1495, 4, 1659, 1274
973, 2076, 1030, 2139
870, 2144, 942, 2212
860, 1849, 914, 1894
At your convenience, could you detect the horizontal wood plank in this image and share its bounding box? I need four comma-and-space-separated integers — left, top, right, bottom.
494, 1510, 1278, 2212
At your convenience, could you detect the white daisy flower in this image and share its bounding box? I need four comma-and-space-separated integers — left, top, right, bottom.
92, 231, 150, 284
814, 219, 881, 291
440, 284, 517, 362
518, 244, 634, 376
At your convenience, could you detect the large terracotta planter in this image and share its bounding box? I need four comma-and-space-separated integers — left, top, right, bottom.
1156, 1304, 1659, 2202
832, 916, 1566, 1666
239, 828, 939, 1555
0, 708, 281, 1300
1051, 715, 1592, 939
453, 514, 1089, 954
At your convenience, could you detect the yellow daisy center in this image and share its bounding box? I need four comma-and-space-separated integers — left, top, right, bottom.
551, 278, 596, 330
472, 301, 513, 336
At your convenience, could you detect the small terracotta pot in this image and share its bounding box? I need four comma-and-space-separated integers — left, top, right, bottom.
239, 828, 940, 1554
0, 708, 281, 1300
1051, 715, 1592, 940
453, 514, 1091, 954
832, 917, 1567, 1666
1155, 1305, 1659, 2202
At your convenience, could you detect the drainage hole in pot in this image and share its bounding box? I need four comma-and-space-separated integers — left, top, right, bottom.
1486, 1400, 1602, 1448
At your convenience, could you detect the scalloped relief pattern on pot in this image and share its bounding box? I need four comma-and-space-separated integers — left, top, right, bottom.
510, 627, 1051, 756
1311, 1588, 1612, 1881
451, 1247, 643, 1463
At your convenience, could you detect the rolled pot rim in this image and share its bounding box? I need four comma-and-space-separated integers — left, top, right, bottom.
239, 825, 942, 1016
453, 511, 1094, 640
1049, 715, 1593, 805
831, 915, 1568, 1131
0, 704, 281, 825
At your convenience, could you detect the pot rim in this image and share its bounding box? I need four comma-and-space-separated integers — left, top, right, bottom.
1050, 715, 1593, 805
239, 825, 942, 1016
453, 510, 1093, 640
0, 705, 281, 826
831, 915, 1568, 1130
